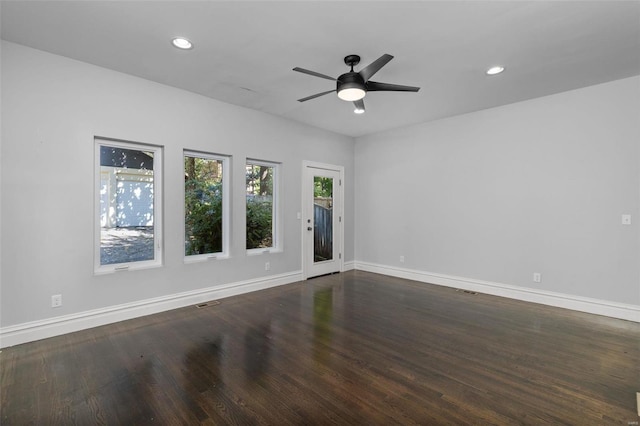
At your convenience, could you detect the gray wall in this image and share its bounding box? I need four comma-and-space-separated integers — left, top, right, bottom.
355, 76, 640, 305
0, 41, 355, 327
2, 40, 638, 332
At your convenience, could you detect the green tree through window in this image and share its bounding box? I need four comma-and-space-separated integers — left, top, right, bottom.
184, 153, 225, 256
246, 162, 276, 250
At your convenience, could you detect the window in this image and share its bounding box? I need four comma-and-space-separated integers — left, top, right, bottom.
184, 151, 229, 260
246, 160, 279, 252
95, 138, 163, 273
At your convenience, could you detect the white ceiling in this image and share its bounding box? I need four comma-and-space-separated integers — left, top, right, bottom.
2, 1, 639, 138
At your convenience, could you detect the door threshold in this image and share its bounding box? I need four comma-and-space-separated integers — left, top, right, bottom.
307, 271, 340, 280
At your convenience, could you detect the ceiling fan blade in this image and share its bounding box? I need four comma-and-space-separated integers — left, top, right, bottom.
367, 81, 420, 92
353, 99, 365, 112
293, 67, 337, 81
297, 89, 335, 102
359, 54, 394, 82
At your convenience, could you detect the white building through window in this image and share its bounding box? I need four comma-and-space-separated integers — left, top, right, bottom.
95, 138, 163, 273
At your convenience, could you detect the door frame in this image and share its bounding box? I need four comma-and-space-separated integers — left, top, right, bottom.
302, 161, 344, 280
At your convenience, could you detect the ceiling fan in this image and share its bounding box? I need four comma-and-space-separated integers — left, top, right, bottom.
293, 54, 420, 113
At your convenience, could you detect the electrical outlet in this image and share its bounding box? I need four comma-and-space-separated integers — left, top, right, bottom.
399, 255, 405, 263
265, 262, 270, 271
533, 273, 541, 283
622, 214, 631, 225
51, 294, 62, 308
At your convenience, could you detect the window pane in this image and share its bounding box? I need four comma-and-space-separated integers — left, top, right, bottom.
246, 163, 274, 249
314, 176, 333, 262
185, 154, 224, 256
99, 144, 156, 265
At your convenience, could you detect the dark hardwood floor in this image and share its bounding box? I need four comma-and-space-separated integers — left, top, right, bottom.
1, 270, 639, 424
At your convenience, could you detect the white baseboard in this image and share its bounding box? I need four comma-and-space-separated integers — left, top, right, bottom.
4, 264, 637, 348
343, 260, 356, 271
0, 271, 303, 348
355, 261, 640, 323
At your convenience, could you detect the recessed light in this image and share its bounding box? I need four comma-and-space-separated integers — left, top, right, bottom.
171, 37, 193, 50
354, 107, 365, 114
486, 65, 505, 75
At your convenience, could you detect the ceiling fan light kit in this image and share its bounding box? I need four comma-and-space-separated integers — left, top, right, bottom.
294, 53, 420, 113
338, 87, 366, 101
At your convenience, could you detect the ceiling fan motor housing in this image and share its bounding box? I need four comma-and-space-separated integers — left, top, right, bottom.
337, 72, 366, 99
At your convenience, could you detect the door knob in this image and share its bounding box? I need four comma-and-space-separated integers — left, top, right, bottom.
307, 227, 312, 231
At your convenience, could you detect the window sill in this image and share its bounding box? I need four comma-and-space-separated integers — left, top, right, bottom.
94, 261, 162, 275
184, 253, 230, 264
246, 248, 282, 256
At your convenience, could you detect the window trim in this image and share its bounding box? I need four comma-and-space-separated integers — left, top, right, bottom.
246, 158, 281, 254
183, 150, 231, 263
94, 137, 164, 274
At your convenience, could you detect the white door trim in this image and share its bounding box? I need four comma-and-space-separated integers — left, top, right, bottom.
302, 161, 344, 279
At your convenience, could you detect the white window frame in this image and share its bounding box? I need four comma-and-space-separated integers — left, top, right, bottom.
246, 159, 281, 254
94, 137, 163, 274
183, 150, 230, 263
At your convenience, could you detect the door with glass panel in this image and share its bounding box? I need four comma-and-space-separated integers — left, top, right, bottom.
304, 163, 343, 279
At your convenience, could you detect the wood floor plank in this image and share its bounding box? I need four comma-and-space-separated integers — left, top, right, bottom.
1, 270, 638, 424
